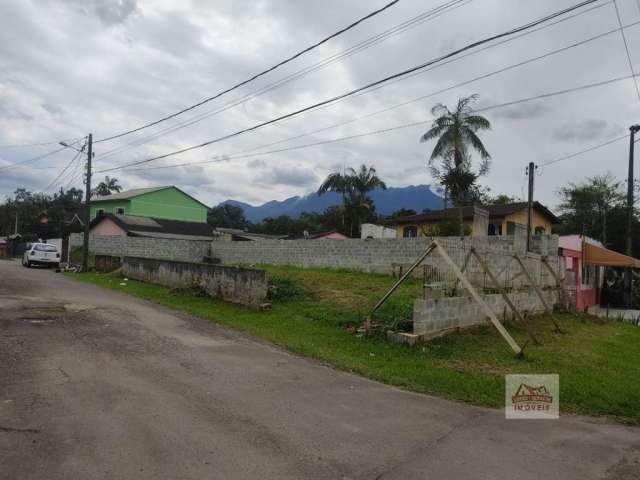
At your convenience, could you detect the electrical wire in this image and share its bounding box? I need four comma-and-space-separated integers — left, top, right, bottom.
541, 134, 629, 166
94, 0, 472, 160
0, 145, 68, 172
0, 137, 83, 149
94, 0, 402, 143
214, 16, 638, 167
95, 0, 603, 173
613, 0, 640, 102
95, 0, 608, 163
120, 73, 638, 173
44, 139, 88, 191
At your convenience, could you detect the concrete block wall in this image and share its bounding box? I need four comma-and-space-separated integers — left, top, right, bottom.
413, 289, 558, 336
121, 257, 267, 307
210, 235, 561, 288
69, 233, 210, 263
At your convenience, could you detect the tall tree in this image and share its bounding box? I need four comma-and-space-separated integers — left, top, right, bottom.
557, 173, 625, 246
317, 164, 386, 237
420, 94, 491, 235
207, 204, 248, 229
93, 176, 122, 197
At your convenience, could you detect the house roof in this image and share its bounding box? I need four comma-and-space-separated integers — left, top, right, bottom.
91, 214, 214, 241
213, 227, 287, 241
386, 202, 559, 225
91, 185, 210, 210
92, 186, 168, 202
385, 206, 482, 225
309, 230, 349, 239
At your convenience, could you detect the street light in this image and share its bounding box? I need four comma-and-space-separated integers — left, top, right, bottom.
625, 124, 640, 307
59, 141, 85, 153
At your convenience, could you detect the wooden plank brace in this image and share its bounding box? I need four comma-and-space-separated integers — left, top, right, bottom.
470, 248, 542, 346
513, 254, 563, 333
433, 241, 524, 357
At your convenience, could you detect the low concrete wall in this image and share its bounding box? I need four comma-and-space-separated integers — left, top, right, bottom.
121, 257, 267, 307
95, 255, 121, 273
413, 289, 558, 336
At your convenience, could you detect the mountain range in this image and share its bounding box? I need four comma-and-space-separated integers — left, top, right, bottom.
220, 184, 444, 223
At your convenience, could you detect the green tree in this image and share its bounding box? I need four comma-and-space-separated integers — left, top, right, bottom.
93, 176, 122, 197
557, 173, 625, 247
207, 204, 248, 229
420, 94, 491, 235
318, 164, 386, 237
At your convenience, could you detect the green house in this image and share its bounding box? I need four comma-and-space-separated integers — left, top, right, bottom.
90, 186, 209, 223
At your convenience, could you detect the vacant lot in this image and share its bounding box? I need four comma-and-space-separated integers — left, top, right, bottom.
69, 265, 640, 423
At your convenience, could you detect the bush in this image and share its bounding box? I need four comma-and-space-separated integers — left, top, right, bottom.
267, 276, 307, 302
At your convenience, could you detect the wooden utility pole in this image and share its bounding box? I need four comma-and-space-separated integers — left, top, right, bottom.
82, 133, 93, 273
625, 125, 640, 307
526, 162, 535, 253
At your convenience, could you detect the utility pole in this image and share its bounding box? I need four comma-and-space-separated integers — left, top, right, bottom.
625, 125, 640, 306
82, 133, 93, 273
526, 161, 535, 252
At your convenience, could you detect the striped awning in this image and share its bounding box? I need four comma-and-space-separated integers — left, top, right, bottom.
582, 241, 640, 268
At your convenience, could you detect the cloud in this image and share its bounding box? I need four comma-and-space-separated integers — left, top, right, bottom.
260, 165, 318, 187
552, 119, 621, 142
0, 0, 638, 212
69, 0, 138, 25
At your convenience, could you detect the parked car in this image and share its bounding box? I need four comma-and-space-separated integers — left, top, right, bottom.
22, 243, 60, 268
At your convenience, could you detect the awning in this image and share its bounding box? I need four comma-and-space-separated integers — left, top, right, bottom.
582, 241, 640, 268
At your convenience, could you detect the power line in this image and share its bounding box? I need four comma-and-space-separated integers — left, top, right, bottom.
94, 0, 471, 160
94, 0, 402, 144
541, 134, 630, 166
0, 145, 68, 172
612, 0, 640, 102
95, 0, 607, 164
96, 0, 603, 173
222, 17, 637, 166
0, 137, 82, 149
44, 140, 88, 192
122, 73, 638, 173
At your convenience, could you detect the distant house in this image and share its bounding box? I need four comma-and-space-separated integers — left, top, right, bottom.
360, 223, 396, 239
91, 213, 215, 241
386, 202, 559, 238
212, 227, 287, 241
90, 186, 209, 223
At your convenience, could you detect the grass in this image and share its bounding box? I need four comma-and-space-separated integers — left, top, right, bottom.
66, 265, 640, 423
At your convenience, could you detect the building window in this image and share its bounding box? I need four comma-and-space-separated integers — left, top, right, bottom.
506, 221, 516, 235
403, 226, 418, 238
534, 226, 546, 235
115, 207, 125, 215
96, 209, 105, 217
488, 223, 502, 236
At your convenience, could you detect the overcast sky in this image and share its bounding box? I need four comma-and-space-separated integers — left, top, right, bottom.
1, 0, 640, 210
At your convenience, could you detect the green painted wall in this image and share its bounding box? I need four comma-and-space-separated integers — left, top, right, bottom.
90, 188, 209, 223
129, 188, 207, 222
90, 200, 131, 220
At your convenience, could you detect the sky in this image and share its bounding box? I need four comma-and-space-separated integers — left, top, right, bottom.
1, 0, 640, 211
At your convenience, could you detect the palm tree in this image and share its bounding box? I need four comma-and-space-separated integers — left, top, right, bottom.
93, 176, 123, 197
318, 165, 386, 236
420, 94, 491, 235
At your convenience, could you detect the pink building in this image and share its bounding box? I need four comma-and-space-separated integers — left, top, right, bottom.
559, 235, 640, 311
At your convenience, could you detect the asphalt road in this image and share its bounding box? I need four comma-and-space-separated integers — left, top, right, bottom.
1, 260, 639, 480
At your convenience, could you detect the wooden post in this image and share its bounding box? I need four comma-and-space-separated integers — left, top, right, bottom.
452, 250, 473, 295
365, 242, 437, 332
513, 254, 563, 333
541, 255, 567, 311
470, 248, 541, 345
433, 240, 523, 356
